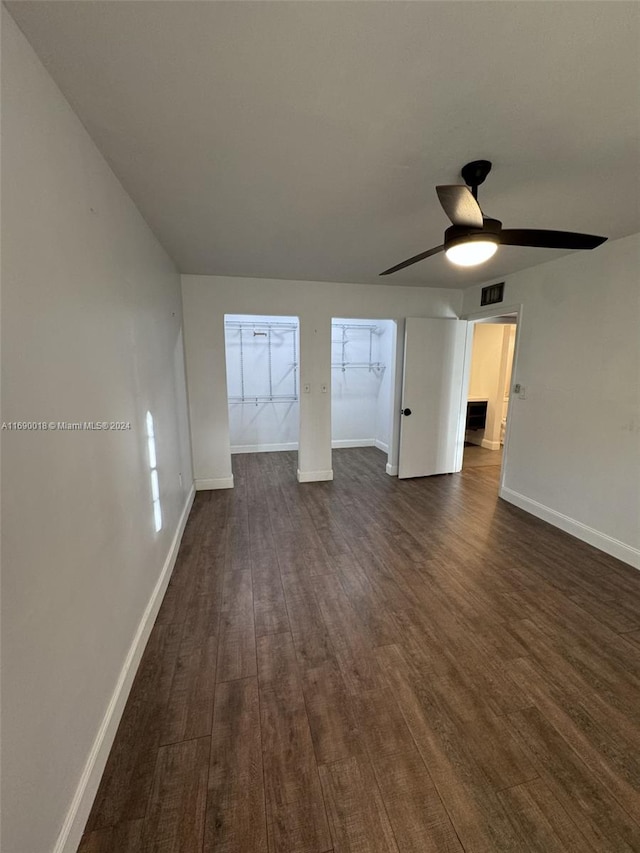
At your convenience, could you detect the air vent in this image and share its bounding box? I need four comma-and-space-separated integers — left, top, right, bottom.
481, 281, 505, 306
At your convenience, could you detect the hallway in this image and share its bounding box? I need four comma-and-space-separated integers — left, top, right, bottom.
79, 449, 640, 852
462, 443, 503, 469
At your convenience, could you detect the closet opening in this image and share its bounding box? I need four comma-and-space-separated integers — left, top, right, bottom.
331, 317, 396, 475
224, 314, 300, 474
463, 314, 518, 475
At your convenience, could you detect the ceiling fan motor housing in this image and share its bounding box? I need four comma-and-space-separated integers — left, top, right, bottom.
444, 217, 502, 251
460, 159, 492, 189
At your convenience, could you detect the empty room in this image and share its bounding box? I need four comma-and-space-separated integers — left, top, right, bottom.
2, 2, 640, 853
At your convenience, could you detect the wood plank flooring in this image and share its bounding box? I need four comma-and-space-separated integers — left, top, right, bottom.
79, 448, 640, 853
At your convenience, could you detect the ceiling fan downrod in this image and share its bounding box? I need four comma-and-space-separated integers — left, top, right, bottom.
460, 159, 492, 201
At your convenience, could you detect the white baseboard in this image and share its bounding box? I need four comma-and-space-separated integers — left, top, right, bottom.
481, 438, 502, 450
54, 485, 196, 853
195, 476, 234, 490
231, 442, 298, 454
375, 439, 389, 453
465, 432, 483, 446
386, 463, 398, 476
500, 486, 640, 571
331, 438, 375, 449
297, 468, 334, 483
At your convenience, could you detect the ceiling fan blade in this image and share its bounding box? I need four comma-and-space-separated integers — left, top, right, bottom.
436, 185, 483, 228
500, 229, 607, 250
379, 245, 444, 276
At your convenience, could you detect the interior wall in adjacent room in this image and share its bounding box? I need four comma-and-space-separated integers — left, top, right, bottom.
467, 323, 515, 449
331, 318, 392, 449
225, 314, 300, 452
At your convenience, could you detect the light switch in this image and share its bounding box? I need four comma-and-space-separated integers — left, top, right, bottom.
321, 384, 328, 393
518, 385, 527, 399
303, 383, 311, 394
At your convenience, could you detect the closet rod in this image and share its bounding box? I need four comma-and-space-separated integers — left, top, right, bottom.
228, 394, 299, 403
331, 362, 386, 370
331, 323, 379, 332
225, 321, 298, 330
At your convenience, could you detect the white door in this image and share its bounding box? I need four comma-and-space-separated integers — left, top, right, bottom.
398, 317, 468, 479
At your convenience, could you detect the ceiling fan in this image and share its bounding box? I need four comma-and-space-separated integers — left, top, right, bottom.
380, 160, 607, 275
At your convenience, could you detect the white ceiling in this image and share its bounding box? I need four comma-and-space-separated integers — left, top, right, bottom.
7, 1, 640, 289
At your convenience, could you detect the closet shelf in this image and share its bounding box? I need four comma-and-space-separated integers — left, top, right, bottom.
331, 322, 385, 376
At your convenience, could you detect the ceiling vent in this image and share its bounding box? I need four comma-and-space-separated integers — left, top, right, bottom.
481, 282, 505, 306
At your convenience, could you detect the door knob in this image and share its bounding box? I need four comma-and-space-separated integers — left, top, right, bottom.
401, 408, 412, 416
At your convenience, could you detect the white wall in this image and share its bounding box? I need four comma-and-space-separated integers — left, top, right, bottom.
463, 233, 640, 569
182, 276, 462, 485
225, 314, 300, 452
331, 318, 392, 450
1, 10, 193, 853
374, 320, 395, 452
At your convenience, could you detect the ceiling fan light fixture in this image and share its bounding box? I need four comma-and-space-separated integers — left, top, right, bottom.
379, 160, 607, 276
445, 238, 498, 267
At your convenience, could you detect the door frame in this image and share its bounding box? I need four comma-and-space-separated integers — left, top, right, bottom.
222, 312, 302, 467
459, 302, 523, 493
329, 316, 400, 475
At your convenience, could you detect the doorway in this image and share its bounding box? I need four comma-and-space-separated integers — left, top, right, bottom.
462, 314, 518, 475
330, 317, 397, 474
224, 314, 300, 462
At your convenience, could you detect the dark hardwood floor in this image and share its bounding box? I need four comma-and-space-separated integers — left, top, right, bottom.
78, 448, 640, 853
